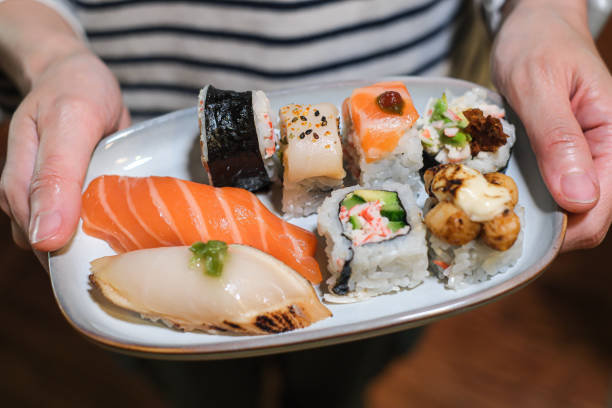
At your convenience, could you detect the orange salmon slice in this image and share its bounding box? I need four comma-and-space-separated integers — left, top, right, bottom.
347, 81, 419, 163
81, 175, 322, 284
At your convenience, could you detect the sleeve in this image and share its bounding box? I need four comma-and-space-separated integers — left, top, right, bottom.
0, 0, 86, 40
478, 0, 612, 38
477, 0, 507, 36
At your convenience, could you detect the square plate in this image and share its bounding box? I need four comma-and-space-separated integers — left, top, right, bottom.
49, 77, 565, 360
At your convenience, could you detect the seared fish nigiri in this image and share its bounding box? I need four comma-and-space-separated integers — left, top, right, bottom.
90, 244, 331, 334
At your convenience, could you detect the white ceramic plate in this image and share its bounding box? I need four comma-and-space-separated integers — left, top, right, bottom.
49, 77, 565, 360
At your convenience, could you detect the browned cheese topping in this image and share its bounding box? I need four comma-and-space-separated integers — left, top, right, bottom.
463, 108, 508, 155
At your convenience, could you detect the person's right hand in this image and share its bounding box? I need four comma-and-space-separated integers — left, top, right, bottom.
0, 47, 130, 256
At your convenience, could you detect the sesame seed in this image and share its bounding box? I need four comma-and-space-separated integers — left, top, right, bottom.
314, 110, 320, 116
299, 132, 305, 139
305, 129, 312, 135
300, 116, 307, 121
313, 132, 319, 139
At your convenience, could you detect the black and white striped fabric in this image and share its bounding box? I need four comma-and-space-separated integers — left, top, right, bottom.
1, 0, 466, 120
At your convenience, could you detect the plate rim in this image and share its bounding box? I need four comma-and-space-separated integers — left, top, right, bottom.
48, 76, 568, 359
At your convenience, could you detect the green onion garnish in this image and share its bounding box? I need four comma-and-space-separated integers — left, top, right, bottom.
189, 240, 228, 277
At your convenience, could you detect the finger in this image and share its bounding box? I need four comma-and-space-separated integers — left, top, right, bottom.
0, 103, 39, 231
28, 97, 105, 251
507, 78, 599, 214
118, 106, 131, 130
561, 145, 612, 251
11, 220, 30, 249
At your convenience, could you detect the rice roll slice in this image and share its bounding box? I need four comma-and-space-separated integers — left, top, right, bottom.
416, 88, 516, 173
423, 164, 524, 289
317, 181, 428, 302
198, 85, 276, 192
342, 81, 422, 188
279, 103, 345, 217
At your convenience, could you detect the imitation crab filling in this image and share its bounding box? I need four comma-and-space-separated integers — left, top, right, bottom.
418, 92, 508, 163
339, 190, 410, 246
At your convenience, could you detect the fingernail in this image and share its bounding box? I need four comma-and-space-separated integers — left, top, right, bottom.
29, 210, 62, 244
560, 171, 598, 204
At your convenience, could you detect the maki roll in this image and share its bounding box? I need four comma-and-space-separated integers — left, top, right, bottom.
423, 164, 524, 288
279, 103, 345, 217
318, 182, 428, 302
415, 88, 515, 173
198, 85, 276, 191
342, 81, 422, 188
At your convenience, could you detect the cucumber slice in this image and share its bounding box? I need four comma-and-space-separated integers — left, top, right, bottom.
341, 193, 366, 210
352, 189, 406, 222
388, 221, 407, 232
349, 215, 362, 230
381, 208, 406, 222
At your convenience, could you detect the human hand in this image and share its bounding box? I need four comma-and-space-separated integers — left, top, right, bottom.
0, 47, 129, 257
492, 0, 612, 251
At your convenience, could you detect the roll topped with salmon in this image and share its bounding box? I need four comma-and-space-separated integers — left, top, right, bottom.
342, 81, 422, 188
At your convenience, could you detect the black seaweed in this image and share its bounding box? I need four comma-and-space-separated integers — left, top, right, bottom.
332, 249, 353, 295
204, 86, 270, 191
419, 150, 439, 177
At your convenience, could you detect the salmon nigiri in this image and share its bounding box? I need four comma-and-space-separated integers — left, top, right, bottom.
81, 175, 321, 283
342, 81, 422, 187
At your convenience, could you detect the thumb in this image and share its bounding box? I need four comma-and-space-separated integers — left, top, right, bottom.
510, 87, 599, 213
28, 98, 106, 251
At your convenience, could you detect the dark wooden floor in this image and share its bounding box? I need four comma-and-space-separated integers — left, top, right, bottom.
2, 18, 612, 408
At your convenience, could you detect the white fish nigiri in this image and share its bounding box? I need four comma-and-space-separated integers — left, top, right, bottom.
89, 244, 331, 334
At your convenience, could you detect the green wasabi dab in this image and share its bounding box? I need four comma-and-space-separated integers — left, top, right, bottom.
189, 240, 228, 277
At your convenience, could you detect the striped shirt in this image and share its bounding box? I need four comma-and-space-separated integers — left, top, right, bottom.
1, 0, 467, 120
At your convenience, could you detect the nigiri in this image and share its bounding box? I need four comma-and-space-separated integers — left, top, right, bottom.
81, 175, 322, 283
342, 81, 421, 187
90, 243, 331, 334
278, 103, 345, 217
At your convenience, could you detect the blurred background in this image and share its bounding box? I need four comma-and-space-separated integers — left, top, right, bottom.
1, 10, 612, 408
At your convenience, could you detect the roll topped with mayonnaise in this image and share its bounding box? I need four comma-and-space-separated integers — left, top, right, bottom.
423, 163, 523, 289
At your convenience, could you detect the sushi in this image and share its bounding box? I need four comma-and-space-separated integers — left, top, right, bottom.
317, 181, 428, 302
279, 103, 346, 217
423, 164, 523, 288
198, 85, 276, 192
415, 88, 515, 173
90, 242, 331, 334
342, 81, 422, 188
81, 175, 322, 283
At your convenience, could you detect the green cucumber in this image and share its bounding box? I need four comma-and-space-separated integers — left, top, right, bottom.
352, 189, 406, 222
388, 221, 407, 232
340, 192, 366, 210
349, 215, 362, 230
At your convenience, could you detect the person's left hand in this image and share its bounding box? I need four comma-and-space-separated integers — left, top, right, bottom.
491, 0, 612, 252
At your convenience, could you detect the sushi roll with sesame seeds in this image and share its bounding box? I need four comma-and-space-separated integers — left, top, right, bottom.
317, 181, 428, 302
198, 85, 276, 192
279, 103, 346, 217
